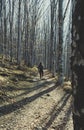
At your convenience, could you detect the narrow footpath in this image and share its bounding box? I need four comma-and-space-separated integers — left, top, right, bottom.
0, 70, 73, 130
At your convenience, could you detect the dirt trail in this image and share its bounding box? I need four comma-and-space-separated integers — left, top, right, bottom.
0, 70, 73, 130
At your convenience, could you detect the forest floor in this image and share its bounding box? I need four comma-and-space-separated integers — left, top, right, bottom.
0, 63, 73, 130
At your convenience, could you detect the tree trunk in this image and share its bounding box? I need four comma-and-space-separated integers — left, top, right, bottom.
50, 0, 54, 71
72, 0, 84, 129
58, 0, 63, 84
0, 0, 3, 59
9, 0, 15, 62
17, 0, 21, 65
3, 0, 7, 59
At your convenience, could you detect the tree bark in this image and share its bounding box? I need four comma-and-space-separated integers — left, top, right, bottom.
72, 0, 84, 129
58, 0, 63, 84
17, 0, 22, 65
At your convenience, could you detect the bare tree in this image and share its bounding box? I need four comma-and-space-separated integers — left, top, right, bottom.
0, 0, 3, 58
17, 0, 22, 64
8, 0, 15, 62
58, 0, 63, 84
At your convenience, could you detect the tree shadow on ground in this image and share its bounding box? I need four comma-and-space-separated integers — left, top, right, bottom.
7, 79, 56, 99
37, 93, 67, 124
59, 104, 72, 130
43, 70, 50, 75
0, 82, 60, 117
43, 94, 71, 129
